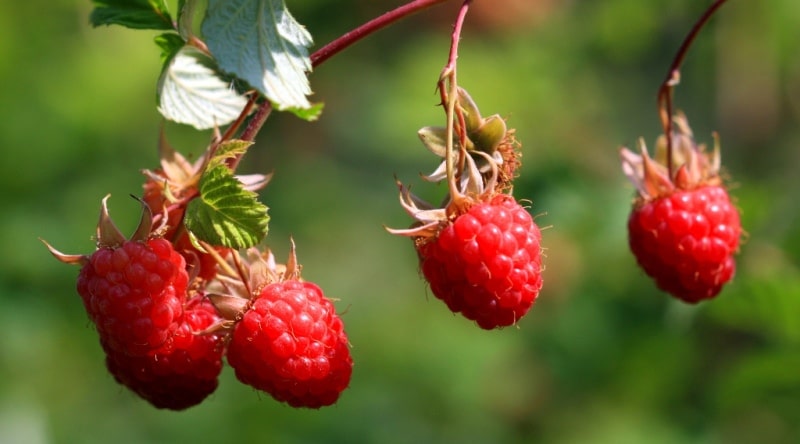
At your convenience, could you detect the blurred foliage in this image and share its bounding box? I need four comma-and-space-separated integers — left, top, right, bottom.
2, 0, 800, 443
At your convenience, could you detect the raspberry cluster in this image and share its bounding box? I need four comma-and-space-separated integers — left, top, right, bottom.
45, 198, 227, 410
43, 4, 746, 414
43, 96, 744, 415
45, 195, 353, 410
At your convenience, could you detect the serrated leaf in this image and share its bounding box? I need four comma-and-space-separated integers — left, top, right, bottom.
208, 140, 254, 168
157, 45, 249, 129
90, 0, 174, 30
185, 165, 269, 249
202, 0, 314, 111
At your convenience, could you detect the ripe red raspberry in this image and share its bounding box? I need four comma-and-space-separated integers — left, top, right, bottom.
621, 112, 742, 302
77, 237, 189, 356
226, 279, 352, 408
44, 196, 223, 409
103, 297, 225, 410
417, 194, 543, 329
628, 185, 740, 302
45, 198, 191, 356
389, 87, 544, 328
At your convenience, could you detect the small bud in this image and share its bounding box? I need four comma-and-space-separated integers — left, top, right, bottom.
469, 114, 507, 154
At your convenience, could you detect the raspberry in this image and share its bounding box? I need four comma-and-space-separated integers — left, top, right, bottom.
143, 170, 223, 281
226, 279, 352, 408
628, 185, 740, 303
388, 87, 544, 328
77, 237, 189, 356
417, 194, 543, 329
103, 297, 225, 410
621, 112, 742, 302
44, 196, 223, 409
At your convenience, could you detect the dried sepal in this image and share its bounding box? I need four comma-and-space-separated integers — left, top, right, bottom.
385, 180, 447, 238
96, 194, 129, 247
142, 130, 203, 206
42, 194, 159, 267
40, 239, 88, 266
620, 139, 674, 201
388, 148, 503, 240
205, 240, 312, 323
388, 87, 521, 241
158, 129, 200, 185
129, 196, 156, 242
206, 293, 248, 321
283, 237, 302, 281
621, 111, 724, 203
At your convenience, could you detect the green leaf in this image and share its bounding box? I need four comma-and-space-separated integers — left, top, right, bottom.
201, 0, 314, 111
90, 0, 174, 30
156, 45, 250, 130
184, 163, 269, 249
280, 101, 324, 122
208, 140, 253, 167
154, 33, 185, 68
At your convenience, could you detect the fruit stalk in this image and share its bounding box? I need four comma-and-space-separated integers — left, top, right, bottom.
237, 0, 457, 146
310, 0, 454, 67
657, 0, 730, 178
439, 0, 473, 205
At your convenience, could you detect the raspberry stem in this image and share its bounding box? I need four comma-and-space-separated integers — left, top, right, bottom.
239, 99, 273, 144
235, 0, 458, 151
219, 93, 258, 144
438, 0, 472, 207
657, 0, 729, 179
311, 0, 454, 68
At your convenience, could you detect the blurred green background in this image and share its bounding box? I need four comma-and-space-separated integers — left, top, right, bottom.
2, 0, 800, 443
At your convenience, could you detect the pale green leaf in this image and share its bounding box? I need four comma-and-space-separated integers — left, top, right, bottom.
156, 45, 249, 130
202, 0, 314, 110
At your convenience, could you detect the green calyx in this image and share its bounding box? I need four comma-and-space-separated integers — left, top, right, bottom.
418, 88, 508, 162
468, 114, 507, 155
